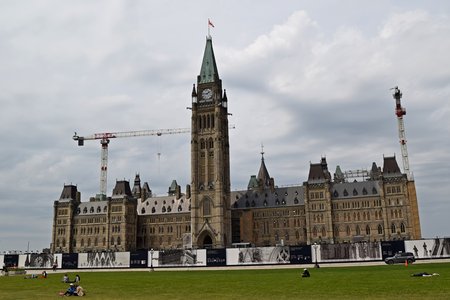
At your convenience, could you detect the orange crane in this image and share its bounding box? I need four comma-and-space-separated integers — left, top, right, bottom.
73, 128, 190, 198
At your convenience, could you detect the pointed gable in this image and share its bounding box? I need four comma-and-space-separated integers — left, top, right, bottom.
257, 155, 271, 188
112, 180, 132, 197
168, 180, 179, 196
383, 156, 402, 175
59, 185, 78, 201
308, 163, 326, 182
198, 37, 219, 84
142, 182, 152, 198
132, 174, 141, 196
308, 157, 331, 183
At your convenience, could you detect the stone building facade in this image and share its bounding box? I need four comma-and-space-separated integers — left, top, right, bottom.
51, 36, 421, 253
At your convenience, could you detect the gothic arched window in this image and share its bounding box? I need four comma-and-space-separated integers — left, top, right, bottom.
391, 223, 396, 234
400, 223, 406, 233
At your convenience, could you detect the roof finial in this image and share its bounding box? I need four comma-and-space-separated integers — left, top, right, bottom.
261, 143, 265, 159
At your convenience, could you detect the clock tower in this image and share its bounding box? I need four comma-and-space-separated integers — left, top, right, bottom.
190, 36, 231, 248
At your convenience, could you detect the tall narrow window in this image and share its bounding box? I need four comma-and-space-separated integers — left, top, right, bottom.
203, 198, 211, 216
391, 223, 396, 234
378, 224, 383, 234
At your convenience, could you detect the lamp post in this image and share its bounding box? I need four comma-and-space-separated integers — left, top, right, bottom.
150, 248, 154, 271
313, 242, 320, 268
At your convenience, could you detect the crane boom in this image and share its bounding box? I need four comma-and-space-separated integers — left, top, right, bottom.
392, 87, 411, 180
73, 127, 191, 145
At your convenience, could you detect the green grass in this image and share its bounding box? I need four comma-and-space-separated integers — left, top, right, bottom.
1, 263, 449, 300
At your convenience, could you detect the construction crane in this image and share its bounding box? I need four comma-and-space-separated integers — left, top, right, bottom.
391, 86, 411, 180
73, 128, 191, 198
73, 125, 236, 198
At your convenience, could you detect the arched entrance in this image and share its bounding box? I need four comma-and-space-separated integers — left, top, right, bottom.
202, 235, 213, 249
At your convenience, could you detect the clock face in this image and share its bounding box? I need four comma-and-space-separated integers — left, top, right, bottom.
202, 88, 212, 100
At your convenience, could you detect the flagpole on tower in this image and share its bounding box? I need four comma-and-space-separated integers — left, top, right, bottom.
208, 18, 214, 37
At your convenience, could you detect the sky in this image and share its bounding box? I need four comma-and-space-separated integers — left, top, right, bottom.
1, 0, 450, 252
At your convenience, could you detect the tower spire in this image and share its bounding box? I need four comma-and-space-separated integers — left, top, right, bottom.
257, 145, 271, 189
198, 36, 219, 84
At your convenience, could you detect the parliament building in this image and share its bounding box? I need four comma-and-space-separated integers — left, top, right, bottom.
51, 36, 421, 253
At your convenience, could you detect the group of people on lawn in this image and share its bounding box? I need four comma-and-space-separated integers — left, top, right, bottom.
61, 274, 85, 296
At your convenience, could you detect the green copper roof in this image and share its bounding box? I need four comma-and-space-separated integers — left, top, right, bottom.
199, 37, 219, 84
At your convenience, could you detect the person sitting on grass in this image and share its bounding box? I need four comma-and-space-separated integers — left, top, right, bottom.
76, 285, 85, 297
62, 274, 69, 283
301, 268, 310, 277
63, 283, 77, 296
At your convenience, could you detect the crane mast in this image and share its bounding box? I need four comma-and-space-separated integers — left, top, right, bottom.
392, 86, 411, 180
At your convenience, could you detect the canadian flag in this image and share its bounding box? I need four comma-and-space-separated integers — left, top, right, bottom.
208, 19, 215, 28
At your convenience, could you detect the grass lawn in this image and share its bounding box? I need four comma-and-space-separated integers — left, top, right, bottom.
0, 263, 449, 300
